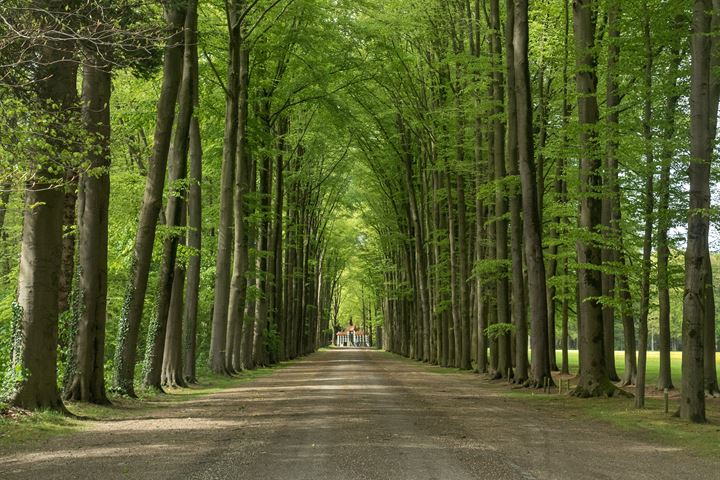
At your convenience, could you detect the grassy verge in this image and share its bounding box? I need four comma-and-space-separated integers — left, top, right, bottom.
0, 363, 285, 448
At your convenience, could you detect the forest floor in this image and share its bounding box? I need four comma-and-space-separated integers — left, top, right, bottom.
1, 348, 719, 479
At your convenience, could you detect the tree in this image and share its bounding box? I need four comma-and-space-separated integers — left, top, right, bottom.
8, 0, 80, 411
63, 15, 113, 404
112, 0, 188, 396
572, 0, 617, 398
680, 0, 713, 423
513, 0, 550, 388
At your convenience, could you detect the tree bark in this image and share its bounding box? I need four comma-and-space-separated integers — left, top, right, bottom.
63, 44, 112, 405
514, 0, 551, 388
636, 8, 654, 408
183, 7, 203, 384
489, 0, 511, 380
9, 4, 78, 411
505, 0, 528, 383
680, 0, 711, 423
113, 2, 187, 396
227, 32, 250, 373
143, 1, 195, 391
655, 20, 683, 391
601, 0, 620, 382
208, 0, 241, 375
572, 0, 618, 398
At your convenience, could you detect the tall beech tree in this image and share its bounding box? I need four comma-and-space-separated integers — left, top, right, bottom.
572, 0, 617, 398
63, 22, 113, 404
113, 0, 187, 396
8, 1, 80, 411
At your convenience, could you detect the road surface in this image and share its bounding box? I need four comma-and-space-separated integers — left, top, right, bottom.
1, 348, 718, 479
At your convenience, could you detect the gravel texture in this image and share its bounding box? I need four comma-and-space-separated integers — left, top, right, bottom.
1, 348, 718, 479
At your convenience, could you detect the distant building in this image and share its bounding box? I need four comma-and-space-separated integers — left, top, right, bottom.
334, 324, 370, 347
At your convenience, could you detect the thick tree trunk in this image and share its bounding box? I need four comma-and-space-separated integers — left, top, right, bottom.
63, 48, 112, 405
680, 0, 712, 422
10, 7, 78, 411
113, 3, 187, 396
572, 0, 618, 398
514, 0, 551, 388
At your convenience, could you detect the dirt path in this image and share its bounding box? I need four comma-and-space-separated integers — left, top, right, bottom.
1, 348, 718, 479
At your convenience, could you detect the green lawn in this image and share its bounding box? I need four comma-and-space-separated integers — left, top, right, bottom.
556, 350, 720, 385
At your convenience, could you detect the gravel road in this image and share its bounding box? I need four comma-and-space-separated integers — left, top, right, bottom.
1, 348, 718, 479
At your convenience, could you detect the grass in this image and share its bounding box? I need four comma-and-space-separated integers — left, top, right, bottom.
501, 390, 720, 458
0, 363, 286, 448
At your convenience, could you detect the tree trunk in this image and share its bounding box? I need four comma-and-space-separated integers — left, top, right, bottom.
680, 0, 712, 423
572, 0, 618, 398
655, 21, 683, 391
9, 5, 78, 411
514, 0, 551, 388
208, 0, 242, 375
58, 175, 78, 317
183, 8, 203, 384
636, 9, 655, 409
489, 0, 511, 380
227, 34, 250, 373
63, 46, 112, 405
113, 2, 187, 396
505, 0, 527, 383
162, 231, 187, 388
601, 0, 621, 382
143, 2, 195, 391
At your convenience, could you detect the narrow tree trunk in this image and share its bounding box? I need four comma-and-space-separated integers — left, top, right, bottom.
655, 25, 683, 391
636, 9, 655, 409
227, 35, 250, 373
58, 176, 78, 317
601, 0, 621, 382
208, 0, 241, 375
489, 0, 511, 380
703, 252, 719, 394
162, 223, 187, 388
183, 47, 202, 384
505, 0, 527, 383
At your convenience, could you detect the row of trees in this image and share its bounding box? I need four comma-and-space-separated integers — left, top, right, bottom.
0, 0, 357, 412
1, 0, 719, 427
350, 0, 719, 423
